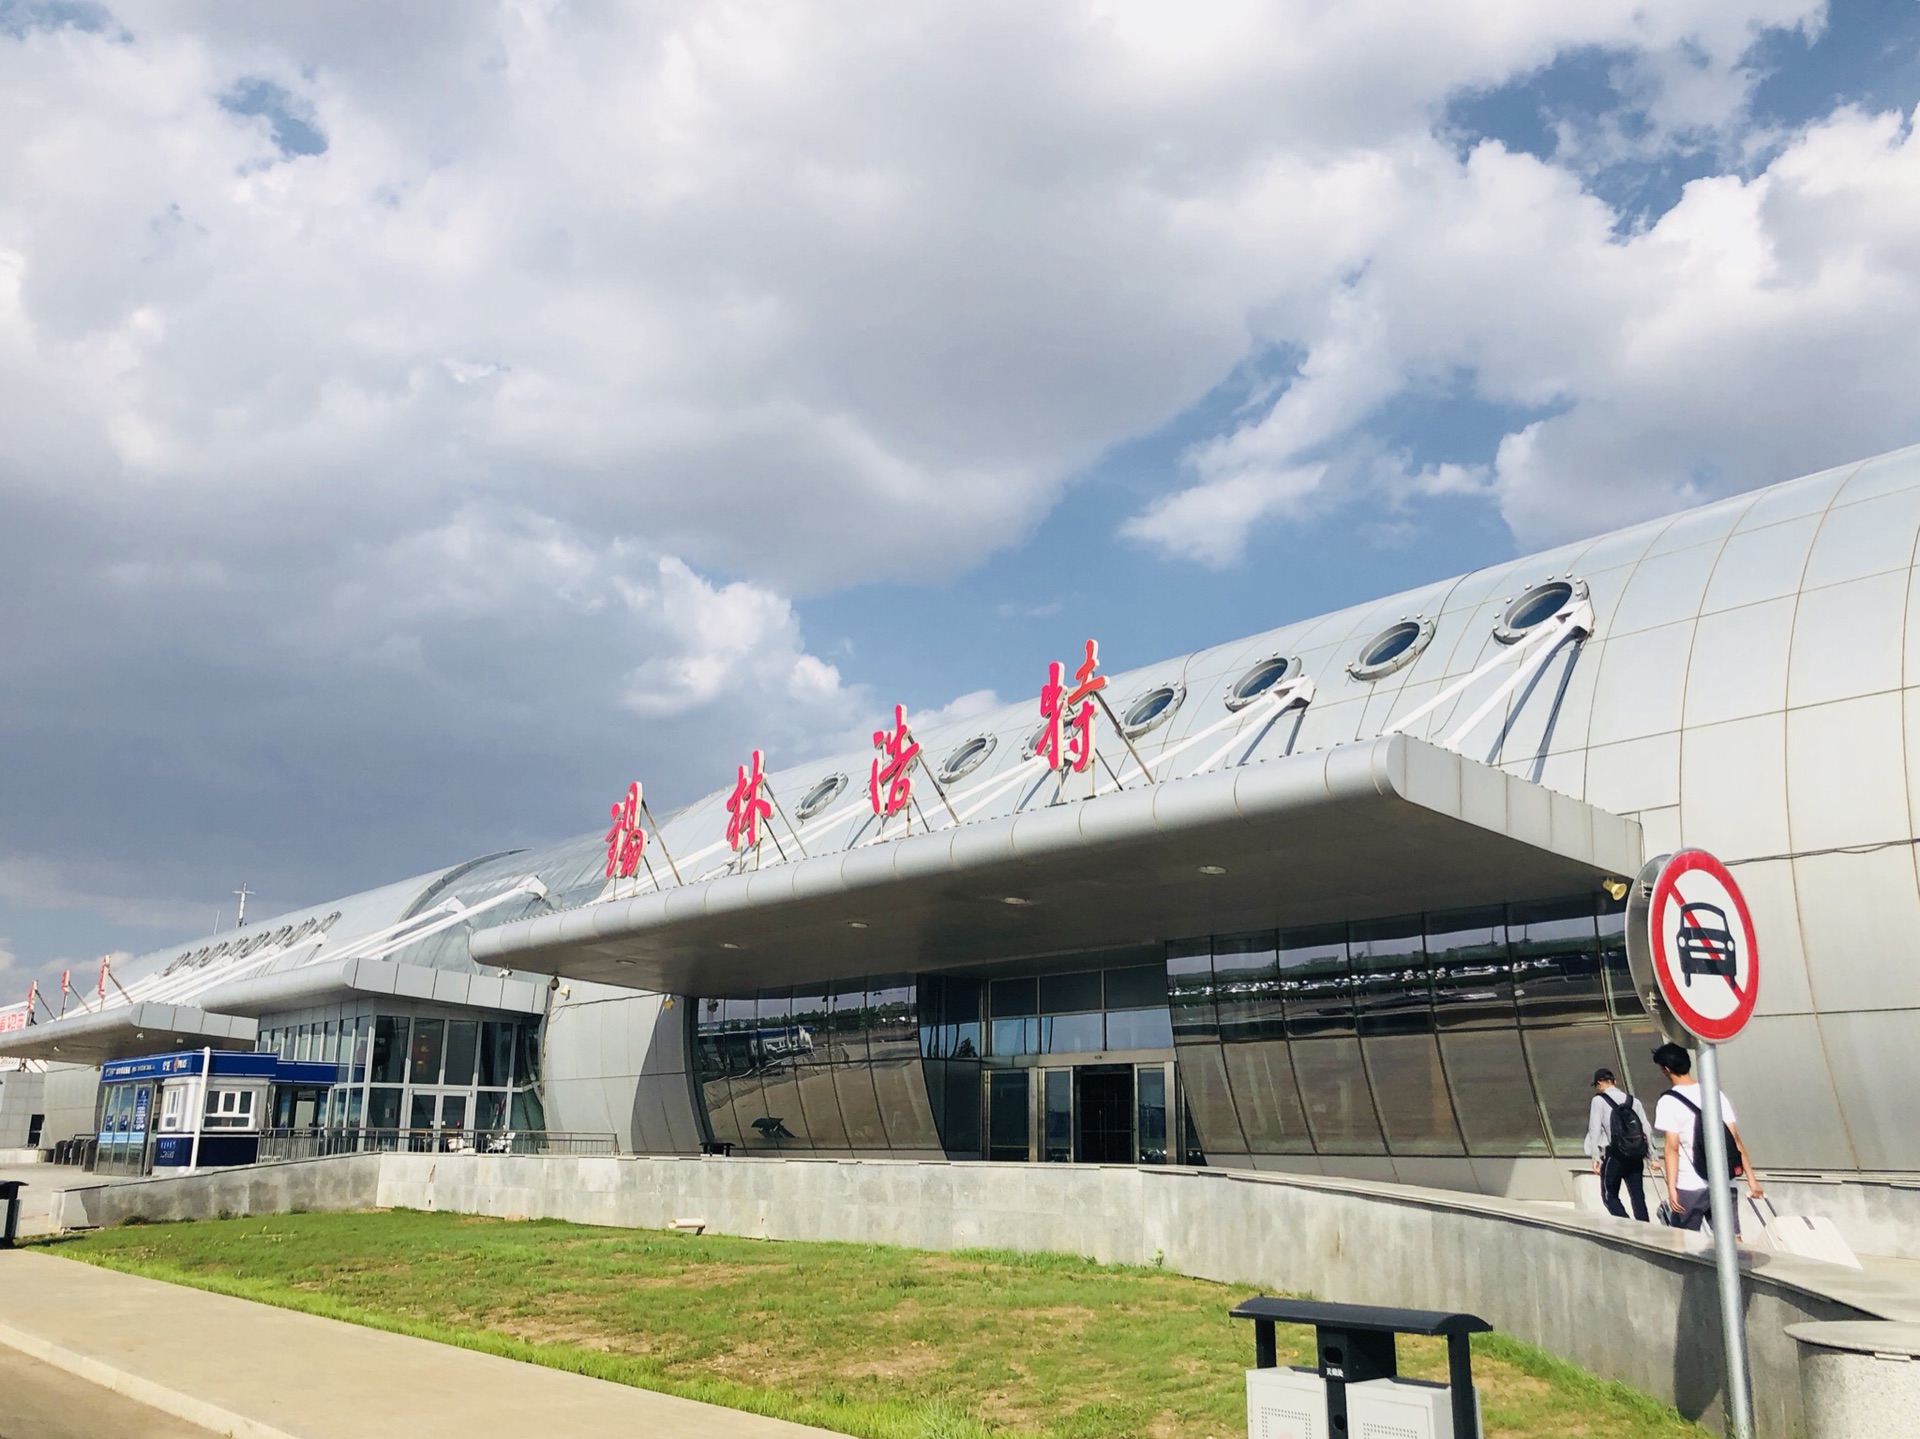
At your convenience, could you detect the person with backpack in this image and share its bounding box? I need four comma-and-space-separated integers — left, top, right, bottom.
1584, 1067, 1652, 1221
1651, 1042, 1763, 1231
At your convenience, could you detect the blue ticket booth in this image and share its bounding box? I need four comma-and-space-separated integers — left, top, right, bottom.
95, 1050, 336, 1175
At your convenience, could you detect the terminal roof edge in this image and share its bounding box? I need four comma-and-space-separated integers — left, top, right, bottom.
471, 733, 1643, 996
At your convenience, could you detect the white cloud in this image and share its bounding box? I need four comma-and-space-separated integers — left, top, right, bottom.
5, 0, 1901, 968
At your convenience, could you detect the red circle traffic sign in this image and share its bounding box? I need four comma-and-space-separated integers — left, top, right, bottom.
1648, 849, 1760, 1042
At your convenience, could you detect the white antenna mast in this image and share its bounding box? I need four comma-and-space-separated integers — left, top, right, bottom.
233, 884, 252, 927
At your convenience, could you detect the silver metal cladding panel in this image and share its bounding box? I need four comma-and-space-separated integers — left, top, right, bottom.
1789, 571, 1906, 709
1685, 599, 1795, 728
1817, 1008, 1920, 1170
1788, 694, 1908, 850
1679, 717, 1790, 858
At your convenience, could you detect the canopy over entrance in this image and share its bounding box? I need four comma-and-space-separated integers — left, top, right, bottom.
0, 1002, 256, 1066
472, 735, 1642, 997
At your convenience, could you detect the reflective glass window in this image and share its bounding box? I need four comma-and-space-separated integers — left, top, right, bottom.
1166, 940, 1218, 1042
1279, 925, 1353, 1038
1511, 898, 1606, 1024
1214, 931, 1283, 1042
1105, 964, 1168, 1011
1106, 1007, 1174, 1051
827, 987, 872, 1066
1290, 1037, 1386, 1153
1040, 1012, 1105, 1053
322, 1020, 338, 1064
932, 1060, 982, 1157
344, 1087, 363, 1130
367, 1087, 402, 1130
992, 1017, 1040, 1056
478, 1022, 514, 1087
1043, 1069, 1073, 1162
872, 1056, 941, 1151
509, 1089, 546, 1130
444, 1021, 479, 1087
409, 1020, 444, 1086
701, 1074, 747, 1149
296, 1025, 313, 1062
1611, 1020, 1670, 1103
790, 988, 847, 1150
988, 1070, 1031, 1161
1598, 901, 1643, 1018
371, 1018, 406, 1083
513, 1022, 542, 1085
866, 982, 920, 1063
1222, 1041, 1313, 1154
475, 1091, 508, 1132
1438, 1028, 1549, 1155
1362, 1033, 1464, 1155
989, 977, 1038, 1018
832, 1062, 888, 1148
919, 976, 982, 1060
1524, 1025, 1630, 1157
1427, 908, 1517, 1028
1174, 1044, 1246, 1154
1350, 916, 1430, 1036
748, 1066, 806, 1150
1137, 1067, 1168, 1164
1040, 971, 1102, 1014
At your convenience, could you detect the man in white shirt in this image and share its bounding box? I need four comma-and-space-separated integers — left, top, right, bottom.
1651, 1042, 1763, 1231
1583, 1067, 1652, 1221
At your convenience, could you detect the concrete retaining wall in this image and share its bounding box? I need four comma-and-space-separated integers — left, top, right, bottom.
55, 1154, 380, 1228
53, 1152, 1896, 1438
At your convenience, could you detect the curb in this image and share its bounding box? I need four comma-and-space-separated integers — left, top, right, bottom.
0, 1316, 299, 1439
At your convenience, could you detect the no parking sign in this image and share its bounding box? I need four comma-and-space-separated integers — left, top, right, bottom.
1625, 848, 1760, 1045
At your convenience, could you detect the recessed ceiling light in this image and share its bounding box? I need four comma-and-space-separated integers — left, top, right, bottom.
846, 920, 869, 929
615, 959, 636, 967
720, 942, 741, 950
1001, 896, 1032, 906
1198, 865, 1228, 876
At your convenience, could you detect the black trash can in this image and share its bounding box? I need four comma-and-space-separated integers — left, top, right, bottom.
0, 1179, 24, 1249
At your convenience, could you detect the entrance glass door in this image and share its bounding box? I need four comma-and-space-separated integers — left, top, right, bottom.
986, 1070, 1030, 1161
1074, 1065, 1133, 1164
1041, 1070, 1073, 1162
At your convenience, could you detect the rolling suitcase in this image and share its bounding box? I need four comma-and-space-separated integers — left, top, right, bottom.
1754, 1196, 1861, 1268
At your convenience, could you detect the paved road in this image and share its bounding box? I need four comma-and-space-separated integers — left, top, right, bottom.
0, 1344, 210, 1439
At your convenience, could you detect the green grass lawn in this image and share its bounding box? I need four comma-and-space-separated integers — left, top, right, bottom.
57, 1210, 1704, 1439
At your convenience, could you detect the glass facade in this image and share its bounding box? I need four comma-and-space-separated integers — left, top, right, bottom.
685, 890, 1640, 1169
693, 977, 942, 1154
1174, 892, 1648, 1162
256, 1011, 545, 1141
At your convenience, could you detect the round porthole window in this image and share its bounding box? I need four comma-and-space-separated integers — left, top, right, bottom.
1022, 722, 1051, 761
1347, 616, 1436, 681
1224, 654, 1299, 711
794, 772, 848, 821
1493, 577, 1586, 645
938, 733, 997, 784
1120, 683, 1185, 738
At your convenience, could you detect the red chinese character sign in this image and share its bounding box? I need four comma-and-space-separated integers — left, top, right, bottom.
1038, 638, 1107, 773
870, 705, 920, 818
604, 782, 648, 879
726, 749, 774, 851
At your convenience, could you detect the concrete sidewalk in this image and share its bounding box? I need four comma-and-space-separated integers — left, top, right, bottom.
0, 1249, 844, 1439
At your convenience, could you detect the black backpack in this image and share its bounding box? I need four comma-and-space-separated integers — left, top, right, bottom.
1602, 1091, 1650, 1161
1665, 1089, 1743, 1179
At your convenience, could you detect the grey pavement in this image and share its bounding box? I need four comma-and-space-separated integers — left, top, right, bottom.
0, 1344, 213, 1439
0, 1249, 844, 1439
0, 1165, 138, 1240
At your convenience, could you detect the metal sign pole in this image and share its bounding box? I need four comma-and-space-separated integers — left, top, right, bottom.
1695, 1041, 1754, 1439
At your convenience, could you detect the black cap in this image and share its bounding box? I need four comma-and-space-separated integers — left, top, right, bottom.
1592, 1067, 1616, 1085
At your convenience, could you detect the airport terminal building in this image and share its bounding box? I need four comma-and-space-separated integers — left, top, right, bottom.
7, 444, 1920, 1200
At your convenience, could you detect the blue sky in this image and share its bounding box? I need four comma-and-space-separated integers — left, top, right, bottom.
3, 0, 1920, 1002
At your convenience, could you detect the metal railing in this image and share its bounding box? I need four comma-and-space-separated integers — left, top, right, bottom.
255, 1128, 618, 1162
